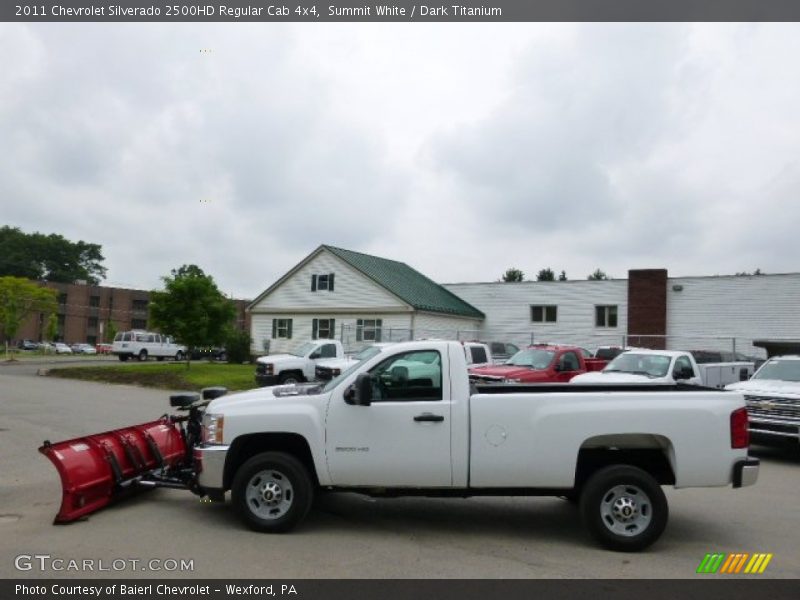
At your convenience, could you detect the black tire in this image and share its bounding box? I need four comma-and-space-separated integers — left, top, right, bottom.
175, 351, 184, 362
232, 452, 314, 533
138, 349, 148, 362
278, 372, 302, 385
579, 465, 668, 552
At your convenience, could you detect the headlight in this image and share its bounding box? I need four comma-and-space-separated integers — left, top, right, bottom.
263, 363, 273, 374
203, 413, 225, 444
332, 368, 341, 376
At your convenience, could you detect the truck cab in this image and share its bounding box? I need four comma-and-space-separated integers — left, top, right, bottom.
255, 339, 345, 386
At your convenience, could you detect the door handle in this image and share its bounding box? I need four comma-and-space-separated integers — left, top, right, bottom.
413, 413, 444, 422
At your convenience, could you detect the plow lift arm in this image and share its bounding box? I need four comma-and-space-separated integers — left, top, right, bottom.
39, 386, 228, 524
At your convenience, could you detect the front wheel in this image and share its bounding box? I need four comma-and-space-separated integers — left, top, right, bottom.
138, 350, 148, 362
232, 452, 314, 533
579, 465, 668, 552
175, 351, 184, 362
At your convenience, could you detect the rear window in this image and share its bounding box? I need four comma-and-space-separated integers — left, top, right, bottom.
469, 346, 488, 364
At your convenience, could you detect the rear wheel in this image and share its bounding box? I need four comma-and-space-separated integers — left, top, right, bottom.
232, 452, 314, 533
175, 351, 184, 361
579, 465, 668, 552
138, 350, 148, 362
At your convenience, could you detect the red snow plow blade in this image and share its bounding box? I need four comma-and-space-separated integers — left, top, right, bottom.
39, 417, 188, 523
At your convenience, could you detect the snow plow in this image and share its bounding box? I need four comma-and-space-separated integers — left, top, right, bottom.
39, 387, 227, 524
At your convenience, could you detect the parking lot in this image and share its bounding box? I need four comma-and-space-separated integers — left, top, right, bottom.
1, 363, 798, 579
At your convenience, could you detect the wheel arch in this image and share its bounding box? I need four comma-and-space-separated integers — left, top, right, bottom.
574, 434, 676, 488
224, 432, 319, 491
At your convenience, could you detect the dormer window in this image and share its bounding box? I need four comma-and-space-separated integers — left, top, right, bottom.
311, 273, 335, 291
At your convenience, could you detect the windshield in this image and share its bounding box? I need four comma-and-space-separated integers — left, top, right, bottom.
354, 345, 383, 361
505, 349, 555, 369
291, 342, 316, 357
605, 353, 672, 378
752, 359, 800, 382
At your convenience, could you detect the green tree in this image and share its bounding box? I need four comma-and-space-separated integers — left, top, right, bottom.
45, 313, 58, 343
0, 226, 107, 284
149, 265, 236, 367
558, 270, 568, 281
587, 269, 609, 281
536, 268, 555, 281
105, 320, 118, 344
501, 268, 525, 282
0, 277, 58, 358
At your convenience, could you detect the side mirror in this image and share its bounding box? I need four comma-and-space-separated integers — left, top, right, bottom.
345, 373, 373, 406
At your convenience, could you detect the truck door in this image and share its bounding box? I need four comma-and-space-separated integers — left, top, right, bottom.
555, 351, 581, 382
325, 349, 452, 487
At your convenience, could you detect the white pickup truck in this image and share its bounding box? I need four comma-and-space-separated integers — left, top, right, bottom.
255, 340, 345, 386
196, 340, 758, 551
571, 349, 753, 388
726, 355, 800, 445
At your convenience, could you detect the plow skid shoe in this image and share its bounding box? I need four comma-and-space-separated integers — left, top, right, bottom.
39, 417, 187, 523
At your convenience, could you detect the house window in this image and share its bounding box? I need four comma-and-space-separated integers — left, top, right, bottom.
89, 295, 100, 308
531, 305, 557, 323
311, 273, 335, 292
357, 318, 382, 342
131, 318, 147, 329
272, 318, 293, 339
595, 305, 618, 328
312, 318, 336, 340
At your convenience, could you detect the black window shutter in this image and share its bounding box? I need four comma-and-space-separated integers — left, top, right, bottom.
287, 319, 293, 339
376, 319, 383, 342
330, 318, 335, 339
311, 274, 317, 291
329, 273, 335, 291
272, 319, 277, 339
312, 319, 318, 340
356, 319, 363, 342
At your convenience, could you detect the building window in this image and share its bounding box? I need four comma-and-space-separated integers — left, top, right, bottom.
531, 305, 557, 323
89, 295, 100, 308
312, 318, 336, 340
58, 293, 68, 305
595, 305, 618, 328
132, 299, 149, 312
87, 317, 99, 328
357, 318, 382, 342
131, 318, 147, 329
86, 335, 97, 345
311, 273, 335, 292
272, 318, 293, 339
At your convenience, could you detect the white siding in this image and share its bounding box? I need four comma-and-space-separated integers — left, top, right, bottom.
443, 280, 629, 351
667, 274, 800, 356
251, 249, 408, 312
252, 313, 413, 355
412, 312, 483, 340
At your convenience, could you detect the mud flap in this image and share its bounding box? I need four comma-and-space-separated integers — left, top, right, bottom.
39, 417, 187, 523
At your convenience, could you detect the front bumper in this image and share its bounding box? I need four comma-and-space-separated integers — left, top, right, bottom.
732, 458, 760, 488
255, 373, 279, 387
194, 443, 230, 491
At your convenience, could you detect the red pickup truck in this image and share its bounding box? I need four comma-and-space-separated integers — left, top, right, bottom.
469, 344, 607, 384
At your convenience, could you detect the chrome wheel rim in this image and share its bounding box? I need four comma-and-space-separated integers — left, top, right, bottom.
599, 484, 652, 537
245, 469, 294, 520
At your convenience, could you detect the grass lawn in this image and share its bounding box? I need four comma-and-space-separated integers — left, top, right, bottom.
47, 362, 257, 391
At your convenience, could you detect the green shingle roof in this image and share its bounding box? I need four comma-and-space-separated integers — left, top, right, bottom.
324, 245, 485, 319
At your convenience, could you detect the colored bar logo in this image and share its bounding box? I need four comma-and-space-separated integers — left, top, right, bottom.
696, 553, 773, 574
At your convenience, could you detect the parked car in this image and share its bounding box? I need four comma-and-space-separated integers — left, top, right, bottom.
726, 355, 800, 445
54, 343, 73, 354
95, 343, 113, 355
71, 343, 97, 355
572, 349, 754, 388
38, 342, 55, 353
112, 330, 187, 362
189, 347, 227, 361
469, 344, 608, 384
255, 340, 345, 386
17, 340, 39, 351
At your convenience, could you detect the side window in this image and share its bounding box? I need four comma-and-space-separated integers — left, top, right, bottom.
559, 351, 580, 371
320, 344, 337, 358
368, 350, 442, 402
469, 346, 488, 364
674, 356, 695, 378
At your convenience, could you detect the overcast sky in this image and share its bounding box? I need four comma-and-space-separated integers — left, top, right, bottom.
2, 23, 799, 298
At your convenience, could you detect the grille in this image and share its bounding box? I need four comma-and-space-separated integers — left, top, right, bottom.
744, 394, 800, 423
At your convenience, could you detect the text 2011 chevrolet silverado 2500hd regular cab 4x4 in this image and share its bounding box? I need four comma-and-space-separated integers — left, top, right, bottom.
39, 341, 758, 552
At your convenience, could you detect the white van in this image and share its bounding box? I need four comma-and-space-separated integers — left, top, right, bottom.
112, 330, 187, 362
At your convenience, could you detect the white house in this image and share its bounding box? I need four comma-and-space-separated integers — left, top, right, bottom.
248, 245, 485, 354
